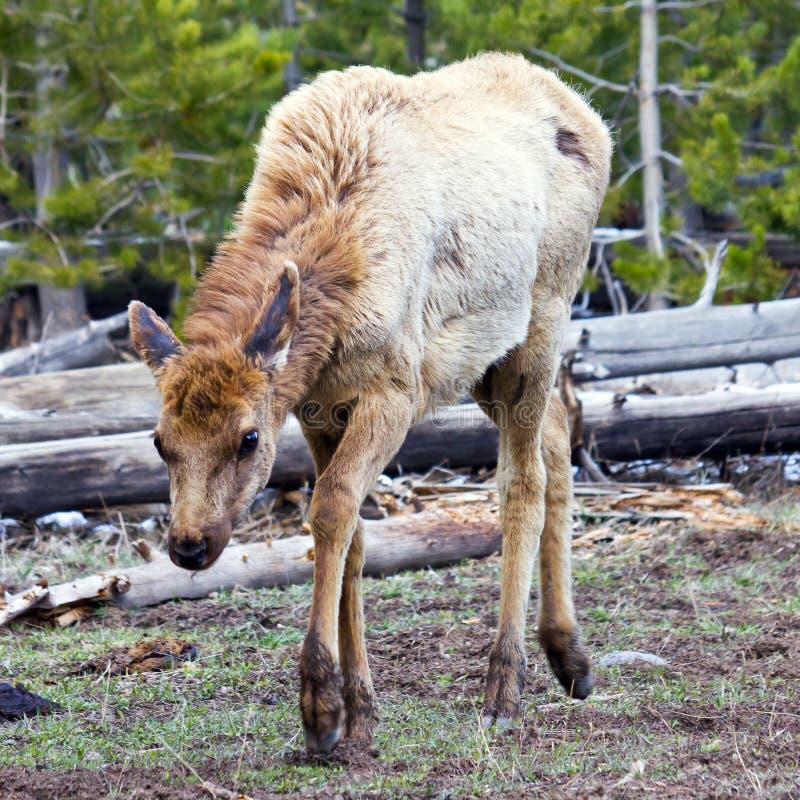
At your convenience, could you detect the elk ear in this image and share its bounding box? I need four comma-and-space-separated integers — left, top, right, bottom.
244, 261, 300, 371
128, 301, 182, 375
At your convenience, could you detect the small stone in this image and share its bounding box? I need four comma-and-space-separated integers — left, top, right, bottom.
35, 511, 88, 531
597, 650, 669, 668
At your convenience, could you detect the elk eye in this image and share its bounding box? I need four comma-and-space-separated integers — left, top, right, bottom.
239, 429, 259, 456
153, 434, 164, 459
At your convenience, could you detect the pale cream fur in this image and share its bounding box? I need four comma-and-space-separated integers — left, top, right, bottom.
129, 52, 612, 754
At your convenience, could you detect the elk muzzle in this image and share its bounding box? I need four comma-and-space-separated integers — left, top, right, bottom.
168, 521, 232, 570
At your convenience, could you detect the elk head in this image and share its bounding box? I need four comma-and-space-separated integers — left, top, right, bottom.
128, 262, 299, 570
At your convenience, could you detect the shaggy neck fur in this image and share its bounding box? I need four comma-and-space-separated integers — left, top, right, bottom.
180, 74, 382, 423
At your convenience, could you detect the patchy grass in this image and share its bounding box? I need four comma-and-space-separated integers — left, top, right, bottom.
1, 496, 799, 799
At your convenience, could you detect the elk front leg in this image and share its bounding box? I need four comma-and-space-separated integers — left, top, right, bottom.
302, 428, 378, 743
300, 391, 411, 753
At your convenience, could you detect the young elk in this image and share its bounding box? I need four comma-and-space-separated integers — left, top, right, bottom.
129, 53, 611, 753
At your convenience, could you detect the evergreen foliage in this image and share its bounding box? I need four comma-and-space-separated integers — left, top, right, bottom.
0, 1, 798, 316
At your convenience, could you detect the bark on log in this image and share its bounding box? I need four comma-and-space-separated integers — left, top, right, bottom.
114, 502, 501, 608
2, 386, 799, 516
0, 409, 498, 516
1, 363, 158, 444
565, 298, 800, 381
4, 298, 800, 444
0, 310, 128, 378
0, 572, 130, 627
583, 383, 800, 461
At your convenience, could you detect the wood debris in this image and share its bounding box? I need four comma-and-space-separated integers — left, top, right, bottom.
74, 638, 199, 676
0, 476, 781, 623
0, 571, 130, 629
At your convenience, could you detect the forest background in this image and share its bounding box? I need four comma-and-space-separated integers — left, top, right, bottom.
1, 0, 799, 340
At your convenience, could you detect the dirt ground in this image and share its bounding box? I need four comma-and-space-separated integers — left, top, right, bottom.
1, 500, 799, 799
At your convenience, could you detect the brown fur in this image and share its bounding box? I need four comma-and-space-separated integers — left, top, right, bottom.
129, 53, 612, 753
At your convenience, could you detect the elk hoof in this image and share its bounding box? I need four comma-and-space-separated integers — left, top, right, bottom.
481, 637, 526, 727
481, 712, 518, 731
300, 680, 346, 754
539, 627, 593, 700
300, 636, 346, 754
344, 680, 379, 742
304, 720, 344, 755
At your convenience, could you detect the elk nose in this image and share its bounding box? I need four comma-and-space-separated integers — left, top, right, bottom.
172, 537, 208, 570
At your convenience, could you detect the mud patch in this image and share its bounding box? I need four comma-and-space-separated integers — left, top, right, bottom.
2, 766, 203, 800
5, 520, 800, 799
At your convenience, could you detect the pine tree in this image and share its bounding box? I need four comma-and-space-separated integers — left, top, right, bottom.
0, 0, 290, 325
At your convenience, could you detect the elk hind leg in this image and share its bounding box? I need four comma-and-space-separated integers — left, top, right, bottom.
538, 396, 592, 699
338, 519, 378, 741
477, 370, 549, 727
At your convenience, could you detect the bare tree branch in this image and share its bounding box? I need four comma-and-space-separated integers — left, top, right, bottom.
594, 41, 631, 71
98, 167, 134, 189
658, 34, 699, 51
656, 82, 707, 99
28, 217, 70, 267
596, 0, 721, 9
593, 228, 646, 245
105, 70, 156, 105
0, 57, 8, 168
592, 242, 620, 316
172, 151, 228, 165
657, 0, 722, 8
613, 279, 629, 314
658, 149, 683, 166
88, 189, 141, 235
671, 232, 728, 307
616, 161, 645, 187
694, 240, 727, 308
528, 47, 630, 93
595, 1, 641, 11
0, 217, 25, 231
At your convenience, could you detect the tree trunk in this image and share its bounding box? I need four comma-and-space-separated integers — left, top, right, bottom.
33, 32, 88, 336
281, 0, 302, 92
404, 0, 425, 68
639, 0, 667, 310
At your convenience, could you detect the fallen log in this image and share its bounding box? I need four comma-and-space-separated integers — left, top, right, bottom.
4, 299, 800, 444
590, 357, 800, 396
583, 383, 800, 461
0, 310, 128, 378
2, 386, 799, 516
0, 363, 159, 444
116, 502, 500, 608
0, 571, 130, 628
0, 503, 500, 617
0, 585, 49, 627
0, 408, 497, 516
565, 298, 800, 381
